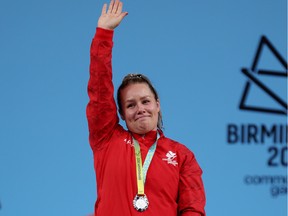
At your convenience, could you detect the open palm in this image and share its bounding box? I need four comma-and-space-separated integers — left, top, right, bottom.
98, 0, 128, 30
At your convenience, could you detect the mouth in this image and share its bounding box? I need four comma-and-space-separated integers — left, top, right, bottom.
135, 116, 149, 121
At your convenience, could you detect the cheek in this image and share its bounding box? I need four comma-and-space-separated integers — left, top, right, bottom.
123, 109, 134, 121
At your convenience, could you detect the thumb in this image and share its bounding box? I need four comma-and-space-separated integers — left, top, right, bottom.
120, 12, 128, 20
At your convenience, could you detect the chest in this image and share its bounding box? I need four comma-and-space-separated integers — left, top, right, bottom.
97, 134, 180, 198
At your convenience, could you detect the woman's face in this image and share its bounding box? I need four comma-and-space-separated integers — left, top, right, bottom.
120, 83, 160, 135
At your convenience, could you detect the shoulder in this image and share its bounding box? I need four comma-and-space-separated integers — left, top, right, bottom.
159, 135, 199, 169
160, 135, 194, 155
92, 124, 128, 151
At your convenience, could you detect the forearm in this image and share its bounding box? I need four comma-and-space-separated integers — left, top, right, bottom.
87, 28, 118, 150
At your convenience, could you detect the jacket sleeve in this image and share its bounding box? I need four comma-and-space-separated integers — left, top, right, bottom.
86, 27, 119, 151
178, 147, 206, 216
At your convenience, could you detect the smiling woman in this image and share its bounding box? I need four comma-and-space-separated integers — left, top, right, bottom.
86, 1, 206, 215
118, 81, 160, 134
117, 74, 163, 130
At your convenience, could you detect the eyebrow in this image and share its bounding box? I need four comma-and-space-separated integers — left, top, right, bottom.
124, 96, 152, 103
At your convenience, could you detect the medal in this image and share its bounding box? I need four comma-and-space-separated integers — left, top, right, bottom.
133, 194, 149, 212
132, 132, 160, 212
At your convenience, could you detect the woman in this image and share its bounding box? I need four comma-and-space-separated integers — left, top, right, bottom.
86, 1, 206, 215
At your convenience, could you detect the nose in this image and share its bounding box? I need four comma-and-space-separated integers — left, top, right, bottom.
136, 103, 145, 114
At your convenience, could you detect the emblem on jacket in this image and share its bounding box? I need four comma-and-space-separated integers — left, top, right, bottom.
124, 138, 133, 147
162, 151, 178, 166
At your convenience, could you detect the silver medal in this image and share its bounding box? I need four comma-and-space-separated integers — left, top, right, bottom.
133, 194, 149, 212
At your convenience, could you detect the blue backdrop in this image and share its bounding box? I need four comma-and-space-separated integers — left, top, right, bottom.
0, 0, 287, 215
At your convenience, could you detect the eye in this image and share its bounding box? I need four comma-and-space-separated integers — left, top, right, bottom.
127, 103, 135, 108
143, 99, 150, 104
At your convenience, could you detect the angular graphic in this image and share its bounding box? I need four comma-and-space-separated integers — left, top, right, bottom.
239, 36, 288, 115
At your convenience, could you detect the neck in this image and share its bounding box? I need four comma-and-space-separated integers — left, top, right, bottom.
131, 130, 158, 148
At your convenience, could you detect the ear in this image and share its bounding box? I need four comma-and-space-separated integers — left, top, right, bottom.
156, 99, 161, 112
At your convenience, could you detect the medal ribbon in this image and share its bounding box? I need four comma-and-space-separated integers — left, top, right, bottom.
133, 133, 160, 195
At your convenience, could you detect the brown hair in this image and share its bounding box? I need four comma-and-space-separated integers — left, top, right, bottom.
117, 74, 163, 129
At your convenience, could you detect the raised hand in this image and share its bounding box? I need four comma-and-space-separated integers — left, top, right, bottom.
98, 0, 128, 30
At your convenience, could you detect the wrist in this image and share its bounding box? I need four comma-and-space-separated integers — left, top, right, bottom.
97, 25, 115, 31
95, 27, 114, 41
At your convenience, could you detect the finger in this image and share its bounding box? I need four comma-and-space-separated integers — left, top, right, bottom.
116, 1, 123, 15
112, 0, 120, 14
107, 0, 114, 14
101, 3, 107, 15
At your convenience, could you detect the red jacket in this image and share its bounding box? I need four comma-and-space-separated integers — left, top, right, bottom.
87, 27, 206, 216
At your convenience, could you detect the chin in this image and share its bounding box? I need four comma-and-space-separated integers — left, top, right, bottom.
129, 125, 156, 135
